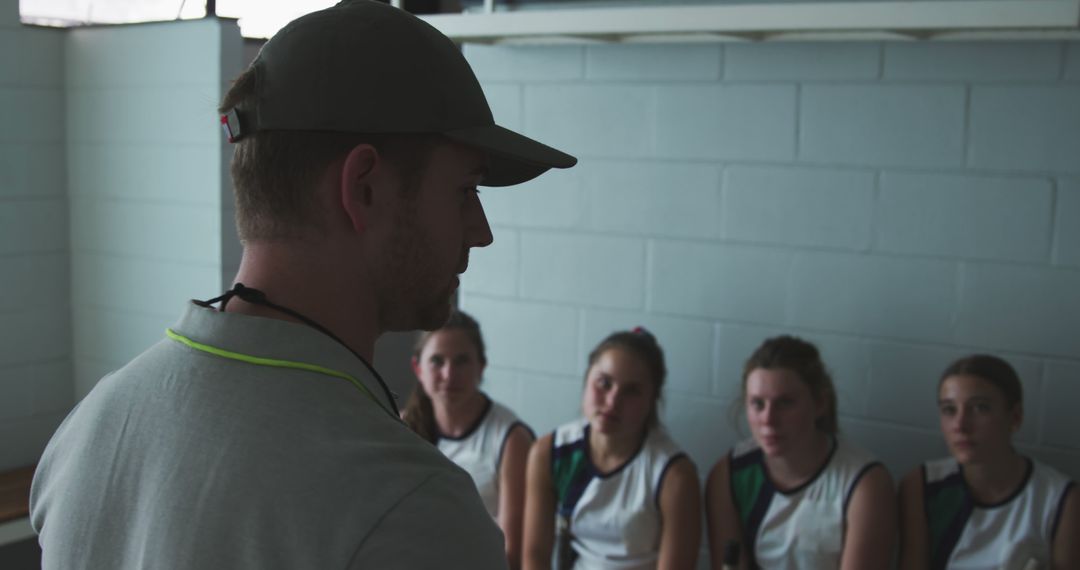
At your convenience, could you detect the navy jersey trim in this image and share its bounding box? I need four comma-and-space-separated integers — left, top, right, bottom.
496, 421, 534, 480
435, 394, 492, 442
843, 461, 883, 521
970, 457, 1033, 509
654, 452, 689, 510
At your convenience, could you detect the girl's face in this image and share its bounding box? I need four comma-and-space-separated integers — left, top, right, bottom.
412, 329, 485, 406
582, 348, 656, 438
938, 374, 1021, 465
744, 367, 824, 457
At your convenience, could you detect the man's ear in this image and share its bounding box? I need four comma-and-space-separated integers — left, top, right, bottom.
339, 144, 380, 233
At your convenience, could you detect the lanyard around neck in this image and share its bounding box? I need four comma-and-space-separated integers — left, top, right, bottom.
189, 283, 401, 418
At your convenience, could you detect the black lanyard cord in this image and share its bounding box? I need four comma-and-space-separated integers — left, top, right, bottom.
196, 283, 400, 416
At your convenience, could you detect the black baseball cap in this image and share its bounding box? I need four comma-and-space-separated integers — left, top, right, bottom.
223, 0, 577, 187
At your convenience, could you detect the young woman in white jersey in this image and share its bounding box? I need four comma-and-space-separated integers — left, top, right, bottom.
899, 354, 1079, 570
705, 335, 895, 569
522, 328, 701, 570
403, 310, 535, 570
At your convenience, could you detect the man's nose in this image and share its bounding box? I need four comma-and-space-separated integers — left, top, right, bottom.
467, 197, 494, 249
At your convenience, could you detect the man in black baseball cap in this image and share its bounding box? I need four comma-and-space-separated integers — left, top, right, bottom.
31, 2, 575, 568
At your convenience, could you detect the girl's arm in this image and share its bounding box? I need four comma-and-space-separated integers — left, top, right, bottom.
656, 456, 701, 570
1052, 485, 1079, 570
840, 464, 897, 570
897, 467, 929, 570
704, 457, 748, 570
521, 433, 556, 570
498, 425, 535, 570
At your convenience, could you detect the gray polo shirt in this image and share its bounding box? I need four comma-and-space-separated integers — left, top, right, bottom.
31, 303, 507, 569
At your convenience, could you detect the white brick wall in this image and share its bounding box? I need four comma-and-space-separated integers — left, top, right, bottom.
66, 19, 242, 400
0, 20, 68, 471
459, 42, 1080, 521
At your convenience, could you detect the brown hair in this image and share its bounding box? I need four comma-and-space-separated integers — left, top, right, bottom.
402, 310, 487, 443
219, 67, 437, 242
938, 354, 1023, 409
740, 335, 839, 434
586, 328, 667, 429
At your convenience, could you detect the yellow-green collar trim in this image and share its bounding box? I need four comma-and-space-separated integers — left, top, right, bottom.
165, 328, 394, 419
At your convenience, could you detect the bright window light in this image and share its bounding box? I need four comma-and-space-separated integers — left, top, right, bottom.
19, 0, 340, 39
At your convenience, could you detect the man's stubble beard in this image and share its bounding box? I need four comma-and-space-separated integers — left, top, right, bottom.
376, 200, 454, 333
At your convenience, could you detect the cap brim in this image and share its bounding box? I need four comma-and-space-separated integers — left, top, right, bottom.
444, 124, 577, 187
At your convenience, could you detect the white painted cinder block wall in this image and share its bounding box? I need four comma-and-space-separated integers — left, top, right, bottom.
0, 4, 242, 470
459, 41, 1080, 493
66, 19, 243, 399
0, 2, 70, 472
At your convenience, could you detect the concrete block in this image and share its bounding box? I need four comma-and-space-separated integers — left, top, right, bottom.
655, 85, 796, 161
66, 20, 224, 88
585, 160, 721, 239
68, 86, 222, 145
884, 42, 1061, 81
864, 342, 1041, 445
464, 45, 584, 82
1066, 43, 1080, 80
1042, 361, 1080, 450
460, 296, 579, 376
839, 418, 948, 482
586, 44, 721, 81
0, 360, 71, 418
956, 263, 1080, 358
877, 172, 1053, 262
0, 307, 69, 366
479, 164, 584, 229
520, 231, 645, 309
0, 199, 68, 255
516, 371, 586, 436
524, 84, 653, 158
0, 253, 68, 313
1055, 178, 1080, 267
788, 252, 956, 342
662, 394, 735, 475
72, 253, 221, 319
478, 366, 521, 416
713, 322, 870, 417
0, 413, 66, 472
969, 86, 1080, 173
582, 308, 714, 397
460, 226, 518, 297
725, 42, 879, 81
650, 241, 790, 323
72, 306, 173, 364
68, 143, 221, 205
0, 87, 64, 143
0, 0, 16, 27
723, 165, 874, 250
800, 85, 965, 168
0, 143, 66, 198
482, 84, 521, 131
69, 197, 219, 265
0, 28, 65, 87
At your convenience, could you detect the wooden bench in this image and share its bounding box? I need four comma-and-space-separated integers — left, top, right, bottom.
0, 466, 34, 525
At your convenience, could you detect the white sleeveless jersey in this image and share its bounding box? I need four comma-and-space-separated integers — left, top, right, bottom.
436, 396, 531, 519
728, 437, 880, 570
551, 418, 687, 570
922, 456, 1075, 570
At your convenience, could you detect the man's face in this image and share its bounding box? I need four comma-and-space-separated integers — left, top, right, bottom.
375, 141, 493, 332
